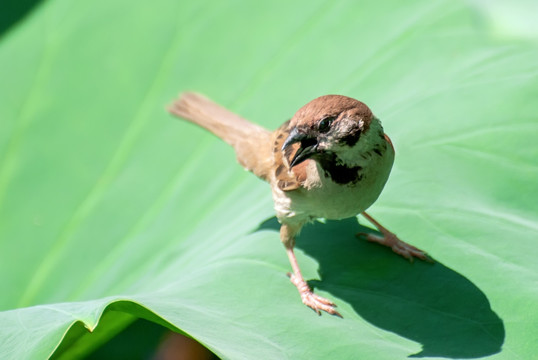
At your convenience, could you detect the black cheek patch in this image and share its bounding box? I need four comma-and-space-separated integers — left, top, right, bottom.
338, 127, 361, 147
324, 164, 363, 184
317, 152, 363, 185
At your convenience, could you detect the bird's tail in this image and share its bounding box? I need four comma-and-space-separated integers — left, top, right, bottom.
168, 92, 273, 181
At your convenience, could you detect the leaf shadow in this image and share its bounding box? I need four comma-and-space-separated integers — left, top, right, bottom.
0, 0, 45, 39
257, 217, 504, 358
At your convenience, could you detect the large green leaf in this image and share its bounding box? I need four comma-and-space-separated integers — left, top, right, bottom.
1, 0, 537, 358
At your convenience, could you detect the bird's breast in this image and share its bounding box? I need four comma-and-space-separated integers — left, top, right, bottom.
273, 146, 394, 223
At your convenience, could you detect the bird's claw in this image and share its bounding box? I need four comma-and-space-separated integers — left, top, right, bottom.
357, 232, 433, 263
288, 273, 342, 317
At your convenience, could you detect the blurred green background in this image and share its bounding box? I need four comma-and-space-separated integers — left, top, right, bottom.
1, 0, 537, 359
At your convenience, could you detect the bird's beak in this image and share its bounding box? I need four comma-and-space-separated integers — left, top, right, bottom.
282, 128, 318, 167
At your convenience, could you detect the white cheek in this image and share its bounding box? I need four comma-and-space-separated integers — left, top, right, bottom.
334, 144, 358, 165
341, 118, 363, 133
319, 124, 352, 150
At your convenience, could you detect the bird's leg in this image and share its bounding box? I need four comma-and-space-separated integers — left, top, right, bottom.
280, 224, 341, 316
359, 212, 431, 262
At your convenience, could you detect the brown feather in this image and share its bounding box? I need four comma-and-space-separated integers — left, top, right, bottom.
384, 133, 394, 152
272, 121, 309, 191
290, 95, 372, 130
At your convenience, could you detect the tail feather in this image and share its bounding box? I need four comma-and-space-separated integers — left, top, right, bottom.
168, 92, 273, 181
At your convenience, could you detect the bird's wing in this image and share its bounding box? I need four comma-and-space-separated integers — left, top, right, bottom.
272, 120, 310, 192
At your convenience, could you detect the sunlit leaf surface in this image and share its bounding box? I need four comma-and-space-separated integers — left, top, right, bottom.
1, 0, 537, 358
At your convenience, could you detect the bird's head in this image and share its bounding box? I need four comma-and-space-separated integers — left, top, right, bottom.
282, 95, 383, 168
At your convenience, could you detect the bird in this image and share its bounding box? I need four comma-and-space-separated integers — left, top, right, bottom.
168, 92, 429, 316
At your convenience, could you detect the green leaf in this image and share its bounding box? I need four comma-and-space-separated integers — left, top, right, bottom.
1, 0, 537, 358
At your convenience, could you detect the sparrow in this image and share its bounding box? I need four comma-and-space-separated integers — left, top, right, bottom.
168, 92, 429, 316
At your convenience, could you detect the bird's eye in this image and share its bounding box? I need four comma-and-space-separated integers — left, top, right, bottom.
318, 116, 335, 133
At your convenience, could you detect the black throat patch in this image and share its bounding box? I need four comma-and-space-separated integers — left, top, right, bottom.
316, 152, 363, 185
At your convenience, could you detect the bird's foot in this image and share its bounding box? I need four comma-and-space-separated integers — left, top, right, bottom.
288, 273, 341, 317
358, 231, 432, 262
